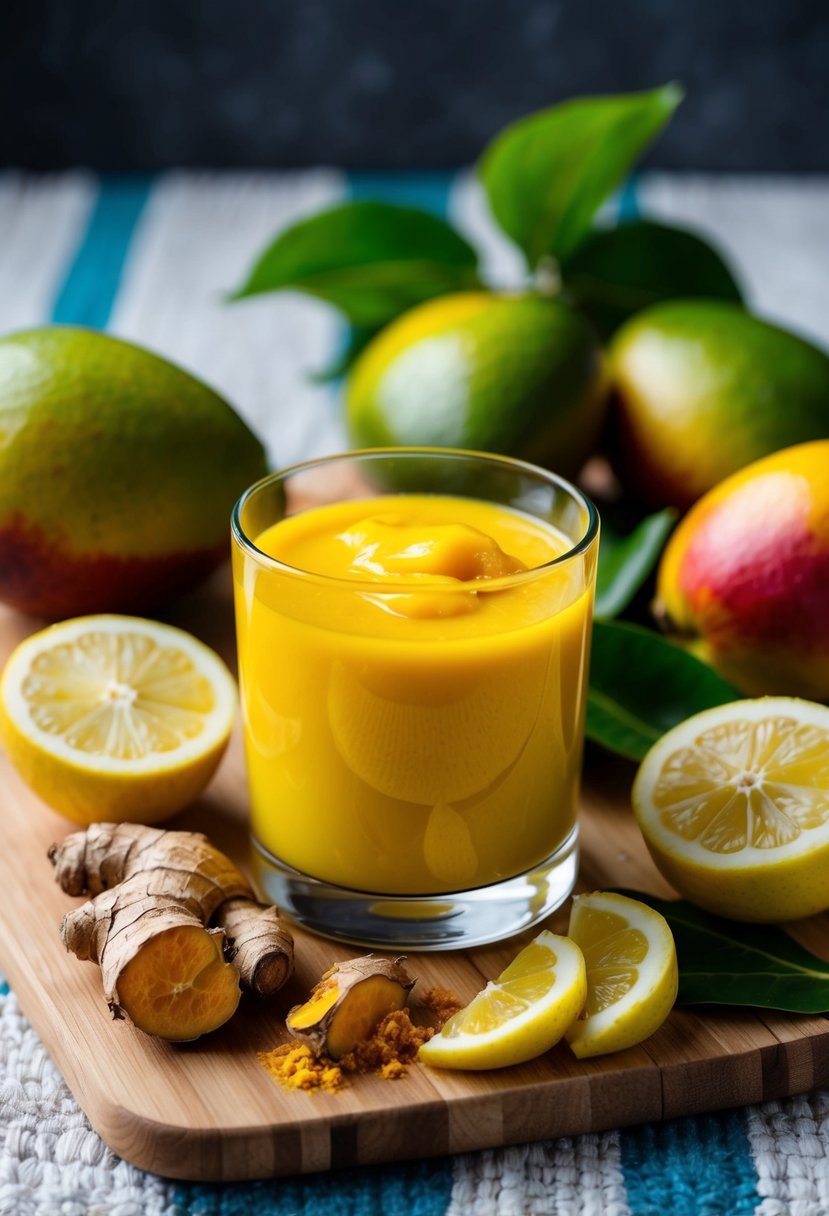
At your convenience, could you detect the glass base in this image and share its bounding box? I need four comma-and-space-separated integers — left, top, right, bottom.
250, 826, 579, 950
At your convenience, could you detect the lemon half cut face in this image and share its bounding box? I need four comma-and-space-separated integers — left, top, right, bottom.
633, 698, 829, 922
0, 615, 237, 824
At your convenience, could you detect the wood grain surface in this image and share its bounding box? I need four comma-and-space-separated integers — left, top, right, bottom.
0, 574, 827, 1182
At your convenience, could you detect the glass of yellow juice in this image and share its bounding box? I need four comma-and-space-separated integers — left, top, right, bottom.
231, 448, 598, 948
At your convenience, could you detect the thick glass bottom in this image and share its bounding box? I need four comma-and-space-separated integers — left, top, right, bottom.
250, 826, 579, 950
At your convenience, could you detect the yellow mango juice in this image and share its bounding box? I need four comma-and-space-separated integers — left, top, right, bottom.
233, 494, 595, 896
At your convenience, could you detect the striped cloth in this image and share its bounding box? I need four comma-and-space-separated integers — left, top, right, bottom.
1, 169, 829, 1216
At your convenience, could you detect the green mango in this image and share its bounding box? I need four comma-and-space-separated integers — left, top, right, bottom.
345, 292, 608, 480
0, 326, 268, 617
609, 301, 829, 510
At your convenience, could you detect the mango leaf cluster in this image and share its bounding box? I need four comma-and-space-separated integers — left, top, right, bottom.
232, 201, 482, 328
232, 84, 743, 362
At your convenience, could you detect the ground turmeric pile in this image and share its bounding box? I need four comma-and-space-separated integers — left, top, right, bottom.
50, 822, 294, 1041
259, 1042, 346, 1093
339, 989, 464, 1078
260, 970, 463, 1092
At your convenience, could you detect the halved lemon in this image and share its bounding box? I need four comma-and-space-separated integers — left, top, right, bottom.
0, 614, 237, 824
632, 698, 829, 922
565, 891, 677, 1059
417, 930, 586, 1070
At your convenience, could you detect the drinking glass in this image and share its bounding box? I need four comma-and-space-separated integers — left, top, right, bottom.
231, 448, 599, 949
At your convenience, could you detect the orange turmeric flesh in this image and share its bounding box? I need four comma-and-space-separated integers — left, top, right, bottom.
287, 982, 341, 1029
117, 925, 241, 1041
325, 976, 410, 1059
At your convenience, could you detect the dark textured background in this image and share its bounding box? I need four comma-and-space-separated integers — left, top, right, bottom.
4, 0, 827, 170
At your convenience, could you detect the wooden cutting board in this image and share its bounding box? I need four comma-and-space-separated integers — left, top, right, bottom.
0, 574, 827, 1182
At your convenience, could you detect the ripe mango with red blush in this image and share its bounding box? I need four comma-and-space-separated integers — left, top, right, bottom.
0, 327, 267, 619
654, 440, 829, 699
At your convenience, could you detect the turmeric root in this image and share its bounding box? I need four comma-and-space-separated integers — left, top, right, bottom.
49, 822, 294, 1041
287, 956, 414, 1060
217, 899, 293, 997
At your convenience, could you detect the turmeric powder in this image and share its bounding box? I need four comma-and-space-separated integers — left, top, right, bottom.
421, 986, 466, 1026
260, 983, 464, 1092
259, 1042, 345, 1093
339, 1008, 431, 1074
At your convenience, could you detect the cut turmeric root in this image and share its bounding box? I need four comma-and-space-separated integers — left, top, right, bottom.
287, 956, 415, 1059
50, 822, 294, 1040
117, 925, 242, 1041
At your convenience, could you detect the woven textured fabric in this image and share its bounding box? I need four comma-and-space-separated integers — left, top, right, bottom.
0, 987, 175, 1216
747, 1094, 829, 1216
621, 1111, 762, 1216
1, 167, 829, 1215
446, 1137, 629, 1216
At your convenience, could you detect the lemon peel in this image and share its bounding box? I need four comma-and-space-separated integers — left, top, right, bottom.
0, 614, 236, 824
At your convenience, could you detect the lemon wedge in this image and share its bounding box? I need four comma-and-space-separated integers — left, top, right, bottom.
417, 930, 586, 1070
632, 698, 829, 922
565, 891, 677, 1059
0, 614, 236, 824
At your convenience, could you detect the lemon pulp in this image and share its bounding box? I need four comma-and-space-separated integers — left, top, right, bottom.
576, 907, 648, 1018
652, 713, 829, 852
21, 628, 217, 759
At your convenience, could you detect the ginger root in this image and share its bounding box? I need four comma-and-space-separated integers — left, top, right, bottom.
286, 956, 414, 1060
49, 822, 294, 1041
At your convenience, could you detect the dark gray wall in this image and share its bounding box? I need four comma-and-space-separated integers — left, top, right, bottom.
4, 0, 827, 170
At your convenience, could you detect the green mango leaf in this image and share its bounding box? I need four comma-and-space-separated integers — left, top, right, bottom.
595, 508, 677, 619
231, 200, 482, 327
309, 325, 380, 383
563, 219, 744, 338
618, 890, 829, 1013
587, 620, 739, 760
478, 84, 683, 267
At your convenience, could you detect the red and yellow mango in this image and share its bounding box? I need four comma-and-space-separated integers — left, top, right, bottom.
656, 440, 829, 699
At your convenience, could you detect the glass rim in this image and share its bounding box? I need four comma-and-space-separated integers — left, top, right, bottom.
230, 446, 600, 593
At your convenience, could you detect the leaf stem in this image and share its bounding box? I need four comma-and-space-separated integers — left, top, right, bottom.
534, 257, 563, 298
